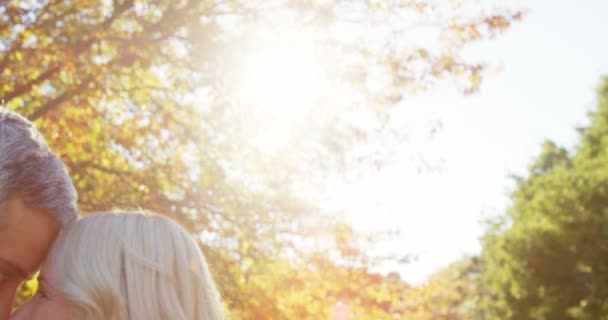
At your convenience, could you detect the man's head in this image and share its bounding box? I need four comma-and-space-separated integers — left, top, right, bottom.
0, 109, 77, 318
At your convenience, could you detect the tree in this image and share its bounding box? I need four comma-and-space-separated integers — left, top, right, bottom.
231, 255, 409, 320
481, 78, 608, 320
2, 0, 522, 316
399, 257, 484, 320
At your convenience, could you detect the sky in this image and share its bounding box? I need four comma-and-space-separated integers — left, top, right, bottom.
334, 0, 608, 284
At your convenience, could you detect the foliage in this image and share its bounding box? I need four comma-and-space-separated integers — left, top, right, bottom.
231, 256, 409, 319
481, 78, 608, 320
1, 0, 521, 317
399, 257, 484, 320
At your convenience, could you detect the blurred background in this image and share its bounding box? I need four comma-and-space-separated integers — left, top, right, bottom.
3, 0, 608, 318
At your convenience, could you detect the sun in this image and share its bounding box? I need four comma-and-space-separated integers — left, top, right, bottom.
232, 32, 332, 153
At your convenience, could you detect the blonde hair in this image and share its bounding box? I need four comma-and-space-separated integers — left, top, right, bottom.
45, 211, 225, 320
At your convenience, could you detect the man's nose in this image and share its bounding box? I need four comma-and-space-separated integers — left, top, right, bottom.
0, 282, 19, 320
0, 303, 10, 320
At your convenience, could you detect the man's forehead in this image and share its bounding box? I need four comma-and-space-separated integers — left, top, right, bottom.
0, 196, 59, 278
0, 201, 25, 276
0, 202, 7, 230
0, 198, 20, 230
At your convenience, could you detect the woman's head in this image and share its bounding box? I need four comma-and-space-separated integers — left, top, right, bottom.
13, 211, 224, 320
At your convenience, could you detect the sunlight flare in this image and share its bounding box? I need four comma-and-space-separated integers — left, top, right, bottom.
232, 32, 332, 153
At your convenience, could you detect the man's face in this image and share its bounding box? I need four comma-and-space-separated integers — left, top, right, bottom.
0, 194, 59, 320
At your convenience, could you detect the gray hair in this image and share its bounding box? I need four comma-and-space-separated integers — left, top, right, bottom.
0, 108, 78, 227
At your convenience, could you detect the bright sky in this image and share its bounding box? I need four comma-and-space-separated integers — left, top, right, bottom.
333, 0, 608, 284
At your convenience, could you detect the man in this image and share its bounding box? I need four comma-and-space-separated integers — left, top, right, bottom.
0, 109, 77, 319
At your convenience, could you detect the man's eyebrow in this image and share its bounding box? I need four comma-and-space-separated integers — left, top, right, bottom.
0, 258, 29, 279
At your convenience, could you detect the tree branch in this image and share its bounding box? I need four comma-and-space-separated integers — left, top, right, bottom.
28, 75, 93, 120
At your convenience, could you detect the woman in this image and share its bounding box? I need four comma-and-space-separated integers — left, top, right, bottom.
12, 211, 225, 320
